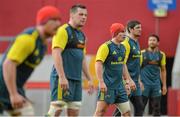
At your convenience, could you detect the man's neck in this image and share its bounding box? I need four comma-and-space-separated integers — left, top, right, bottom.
129, 33, 138, 42
111, 38, 121, 45
148, 47, 159, 52
36, 26, 48, 42
69, 21, 78, 29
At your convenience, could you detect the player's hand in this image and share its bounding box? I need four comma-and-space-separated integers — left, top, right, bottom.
129, 79, 136, 91
10, 93, 26, 109
162, 85, 167, 95
125, 84, 131, 96
99, 81, 107, 92
59, 77, 69, 91
87, 80, 94, 95
139, 80, 144, 91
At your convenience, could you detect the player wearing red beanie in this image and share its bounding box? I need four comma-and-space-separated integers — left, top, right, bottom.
110, 23, 125, 37
36, 6, 61, 25
94, 23, 132, 116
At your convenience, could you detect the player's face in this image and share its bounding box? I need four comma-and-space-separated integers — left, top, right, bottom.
44, 18, 61, 37
116, 31, 125, 42
71, 8, 87, 28
148, 36, 159, 48
132, 24, 142, 37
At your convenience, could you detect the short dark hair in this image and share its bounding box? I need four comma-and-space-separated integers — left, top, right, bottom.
126, 20, 141, 33
149, 34, 160, 42
70, 4, 86, 13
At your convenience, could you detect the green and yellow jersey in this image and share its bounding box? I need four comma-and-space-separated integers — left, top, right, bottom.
96, 40, 126, 89
51, 24, 86, 81
0, 27, 47, 105
122, 37, 141, 82
140, 49, 166, 85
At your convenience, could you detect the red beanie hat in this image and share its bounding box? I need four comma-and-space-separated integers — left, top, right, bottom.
36, 6, 61, 25
110, 23, 125, 37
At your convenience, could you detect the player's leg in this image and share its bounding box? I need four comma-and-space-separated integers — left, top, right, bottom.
151, 96, 161, 116
67, 101, 81, 116
150, 85, 162, 116
115, 88, 131, 117
94, 89, 115, 116
113, 108, 121, 116
113, 85, 131, 117
116, 101, 131, 117
130, 96, 144, 116
47, 100, 66, 116
142, 96, 148, 110
47, 75, 66, 116
94, 101, 109, 116
142, 84, 150, 112
67, 80, 82, 116
130, 83, 144, 116
0, 103, 4, 116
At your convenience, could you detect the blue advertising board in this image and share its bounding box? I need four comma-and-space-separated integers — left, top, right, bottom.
148, 0, 176, 10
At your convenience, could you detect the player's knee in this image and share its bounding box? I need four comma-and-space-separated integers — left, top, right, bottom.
47, 101, 67, 116
152, 103, 161, 116
116, 101, 131, 115
135, 107, 144, 116
135, 100, 144, 115
152, 102, 161, 115
122, 110, 131, 116
134, 107, 144, 116
94, 108, 106, 116
47, 105, 62, 116
67, 101, 81, 110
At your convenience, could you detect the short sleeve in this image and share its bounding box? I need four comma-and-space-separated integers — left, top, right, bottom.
121, 38, 130, 63
7, 34, 35, 64
96, 43, 109, 63
161, 51, 166, 66
52, 26, 68, 50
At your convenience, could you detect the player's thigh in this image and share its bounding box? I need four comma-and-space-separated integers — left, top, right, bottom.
115, 88, 129, 104
142, 85, 151, 97
151, 85, 161, 97
95, 101, 109, 113
98, 88, 115, 104
50, 75, 59, 101
131, 82, 142, 96
74, 80, 82, 101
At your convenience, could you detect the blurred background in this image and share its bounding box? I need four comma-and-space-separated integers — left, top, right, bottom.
0, 0, 180, 116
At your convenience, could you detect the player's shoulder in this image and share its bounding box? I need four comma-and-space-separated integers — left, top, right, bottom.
57, 23, 69, 32
141, 49, 146, 53
99, 41, 110, 48
105, 40, 112, 45
121, 37, 130, 49
159, 50, 165, 54
16, 33, 34, 42
159, 50, 166, 56
61, 23, 69, 29
19, 28, 39, 41
123, 36, 130, 42
97, 41, 110, 51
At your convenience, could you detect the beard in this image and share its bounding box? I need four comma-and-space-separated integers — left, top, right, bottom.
76, 24, 84, 28
150, 45, 156, 50
44, 27, 58, 38
44, 31, 54, 38
134, 34, 141, 38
